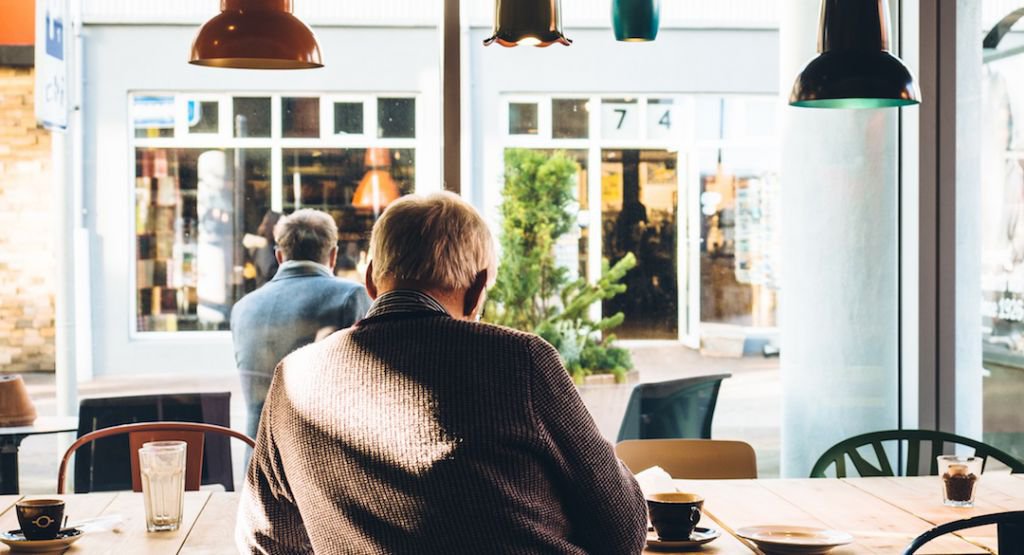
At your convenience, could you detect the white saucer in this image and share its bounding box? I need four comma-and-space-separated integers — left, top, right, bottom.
735, 525, 853, 554
0, 529, 83, 553
646, 526, 721, 550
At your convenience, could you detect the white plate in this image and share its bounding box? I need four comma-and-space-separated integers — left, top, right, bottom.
735, 525, 853, 554
646, 527, 721, 551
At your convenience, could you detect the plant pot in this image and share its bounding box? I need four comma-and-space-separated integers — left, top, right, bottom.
575, 370, 640, 440
0, 375, 36, 427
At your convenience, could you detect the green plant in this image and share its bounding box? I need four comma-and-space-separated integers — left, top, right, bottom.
485, 148, 636, 382
486, 149, 577, 330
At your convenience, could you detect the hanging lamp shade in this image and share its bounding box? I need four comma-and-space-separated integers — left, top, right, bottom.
612, 0, 660, 42
353, 148, 400, 214
789, 0, 919, 109
353, 171, 401, 213
190, 0, 323, 69
483, 0, 571, 47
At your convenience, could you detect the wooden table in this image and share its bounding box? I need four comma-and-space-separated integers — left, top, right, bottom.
0, 475, 1018, 553
0, 491, 238, 554
657, 474, 1024, 554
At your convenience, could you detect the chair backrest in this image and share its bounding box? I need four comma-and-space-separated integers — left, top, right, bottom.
810, 429, 1024, 478
57, 421, 255, 494
616, 374, 730, 442
902, 511, 1024, 554
75, 393, 234, 492
615, 439, 758, 479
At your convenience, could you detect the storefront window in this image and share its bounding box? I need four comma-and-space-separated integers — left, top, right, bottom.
980, 53, 1024, 459
131, 93, 419, 333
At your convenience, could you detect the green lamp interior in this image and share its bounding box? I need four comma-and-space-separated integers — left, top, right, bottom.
790, 98, 919, 109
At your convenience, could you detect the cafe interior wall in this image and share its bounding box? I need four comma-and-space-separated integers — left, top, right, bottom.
79, 23, 440, 377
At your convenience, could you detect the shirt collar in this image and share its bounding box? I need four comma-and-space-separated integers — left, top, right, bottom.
364, 289, 450, 319
275, 260, 333, 279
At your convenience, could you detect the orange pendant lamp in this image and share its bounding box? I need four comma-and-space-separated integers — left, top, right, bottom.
190, 0, 323, 69
353, 148, 401, 216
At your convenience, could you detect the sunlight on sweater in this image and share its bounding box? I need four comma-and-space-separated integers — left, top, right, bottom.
282, 345, 460, 477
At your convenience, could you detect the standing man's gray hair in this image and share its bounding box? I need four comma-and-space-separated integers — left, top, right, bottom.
274, 209, 338, 264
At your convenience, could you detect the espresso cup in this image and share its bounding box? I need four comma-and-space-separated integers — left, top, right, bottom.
16, 499, 65, 541
647, 492, 703, 541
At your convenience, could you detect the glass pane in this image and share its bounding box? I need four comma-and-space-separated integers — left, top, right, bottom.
646, 99, 677, 141
698, 147, 780, 327
601, 98, 640, 140
601, 149, 678, 339
334, 102, 364, 135
133, 95, 175, 139
282, 148, 416, 281
552, 98, 589, 139
135, 147, 271, 332
509, 103, 538, 135
232, 97, 272, 138
377, 98, 415, 138
187, 100, 219, 134
282, 97, 320, 138
981, 57, 1024, 461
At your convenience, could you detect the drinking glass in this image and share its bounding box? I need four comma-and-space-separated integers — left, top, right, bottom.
139, 441, 187, 532
938, 455, 982, 508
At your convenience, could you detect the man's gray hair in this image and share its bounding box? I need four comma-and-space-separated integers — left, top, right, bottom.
370, 192, 496, 290
274, 209, 338, 264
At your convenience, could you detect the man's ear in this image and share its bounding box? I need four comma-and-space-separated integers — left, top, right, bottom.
275, 249, 285, 265
327, 246, 339, 271
365, 261, 378, 300
463, 270, 489, 318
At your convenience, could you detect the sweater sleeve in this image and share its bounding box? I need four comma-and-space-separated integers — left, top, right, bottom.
527, 336, 648, 555
235, 367, 314, 554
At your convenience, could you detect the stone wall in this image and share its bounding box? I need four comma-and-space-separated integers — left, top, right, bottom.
0, 66, 55, 372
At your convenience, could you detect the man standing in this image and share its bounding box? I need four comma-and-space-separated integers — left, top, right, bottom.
230, 209, 371, 439
237, 193, 647, 554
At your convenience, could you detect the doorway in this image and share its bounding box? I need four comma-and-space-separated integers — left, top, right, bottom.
600, 149, 679, 339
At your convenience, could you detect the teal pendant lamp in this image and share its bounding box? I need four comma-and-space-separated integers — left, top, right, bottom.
483, 0, 571, 47
612, 0, 660, 42
790, 0, 920, 109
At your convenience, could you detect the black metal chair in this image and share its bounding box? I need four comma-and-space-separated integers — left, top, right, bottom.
810, 429, 1024, 478
74, 392, 236, 492
616, 374, 730, 442
902, 511, 1024, 554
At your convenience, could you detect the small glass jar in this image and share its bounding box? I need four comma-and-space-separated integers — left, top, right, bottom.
937, 455, 982, 508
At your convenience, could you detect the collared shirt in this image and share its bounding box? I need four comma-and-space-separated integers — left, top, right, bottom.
364, 289, 450, 319
276, 259, 333, 278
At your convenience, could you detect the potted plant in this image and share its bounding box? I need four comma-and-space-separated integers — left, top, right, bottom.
485, 148, 637, 384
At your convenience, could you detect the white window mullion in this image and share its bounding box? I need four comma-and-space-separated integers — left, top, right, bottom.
271, 146, 284, 213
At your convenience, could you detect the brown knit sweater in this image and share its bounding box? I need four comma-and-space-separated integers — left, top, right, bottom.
236, 306, 648, 554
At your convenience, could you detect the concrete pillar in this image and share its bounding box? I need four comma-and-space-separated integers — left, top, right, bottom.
779, 0, 900, 477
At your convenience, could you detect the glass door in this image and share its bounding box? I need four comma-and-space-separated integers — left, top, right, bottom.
600, 149, 679, 339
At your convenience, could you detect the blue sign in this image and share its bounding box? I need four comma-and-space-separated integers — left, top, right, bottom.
45, 12, 64, 61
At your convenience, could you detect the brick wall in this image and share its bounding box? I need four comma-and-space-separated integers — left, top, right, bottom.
0, 66, 56, 373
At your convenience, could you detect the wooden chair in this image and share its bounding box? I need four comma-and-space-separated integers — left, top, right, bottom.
902, 511, 1024, 554
616, 374, 731, 442
615, 439, 758, 479
57, 421, 255, 494
810, 429, 1024, 478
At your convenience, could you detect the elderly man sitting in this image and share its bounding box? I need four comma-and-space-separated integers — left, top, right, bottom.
237, 192, 648, 554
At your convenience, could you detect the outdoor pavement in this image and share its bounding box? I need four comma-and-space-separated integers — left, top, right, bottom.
13, 343, 781, 494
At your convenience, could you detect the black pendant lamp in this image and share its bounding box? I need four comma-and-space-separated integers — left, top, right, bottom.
190, 0, 323, 69
612, 0, 660, 42
484, 0, 571, 47
790, 0, 919, 109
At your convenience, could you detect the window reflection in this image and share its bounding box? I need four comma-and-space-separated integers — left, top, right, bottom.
135, 148, 271, 332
